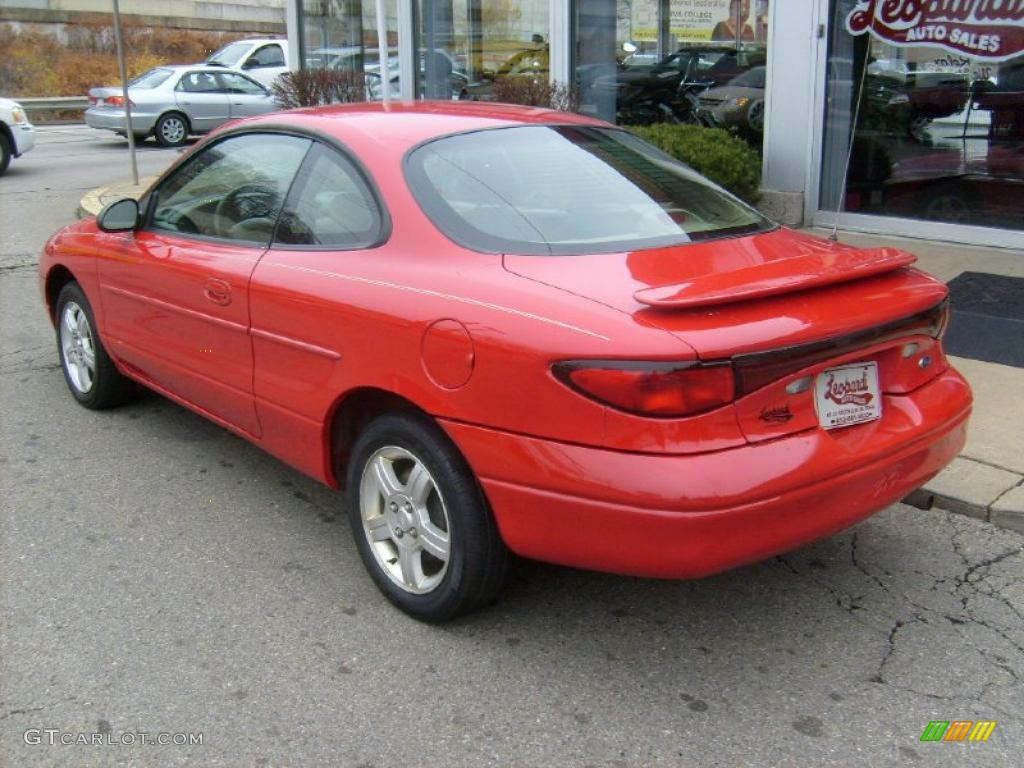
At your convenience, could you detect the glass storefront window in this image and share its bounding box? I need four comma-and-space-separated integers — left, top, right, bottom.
821, 1, 1024, 232
416, 1, 550, 101
299, 1, 398, 100
574, 1, 769, 152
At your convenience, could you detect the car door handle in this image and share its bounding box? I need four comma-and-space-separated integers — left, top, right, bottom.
202, 278, 232, 306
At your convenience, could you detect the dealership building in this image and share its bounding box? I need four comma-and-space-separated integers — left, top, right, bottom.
284, 1, 1023, 249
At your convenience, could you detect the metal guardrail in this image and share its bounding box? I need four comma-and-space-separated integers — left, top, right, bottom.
18, 96, 90, 112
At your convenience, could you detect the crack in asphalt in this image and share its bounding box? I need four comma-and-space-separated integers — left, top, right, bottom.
778, 514, 1023, 718
0, 262, 36, 273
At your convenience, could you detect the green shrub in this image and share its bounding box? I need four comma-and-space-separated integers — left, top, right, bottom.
627, 123, 762, 203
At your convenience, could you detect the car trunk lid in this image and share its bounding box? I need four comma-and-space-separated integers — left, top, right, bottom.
503, 227, 950, 444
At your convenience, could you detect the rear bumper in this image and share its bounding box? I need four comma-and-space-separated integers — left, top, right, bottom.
441, 367, 971, 578
84, 108, 158, 134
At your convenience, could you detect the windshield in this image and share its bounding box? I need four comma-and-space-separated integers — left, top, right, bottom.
406, 126, 772, 256
730, 67, 766, 89
206, 42, 251, 67
129, 68, 174, 89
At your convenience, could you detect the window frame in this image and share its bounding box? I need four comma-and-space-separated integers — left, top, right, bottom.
142, 131, 313, 247
216, 71, 270, 96
246, 44, 286, 69
139, 126, 392, 252
271, 142, 388, 251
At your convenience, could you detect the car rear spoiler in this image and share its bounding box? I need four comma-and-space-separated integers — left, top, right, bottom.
633, 248, 918, 309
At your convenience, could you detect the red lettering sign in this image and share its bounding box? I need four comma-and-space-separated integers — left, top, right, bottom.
846, 0, 1024, 61
822, 372, 875, 407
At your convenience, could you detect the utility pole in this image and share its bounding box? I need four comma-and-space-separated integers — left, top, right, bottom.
375, 0, 391, 107
111, 0, 139, 185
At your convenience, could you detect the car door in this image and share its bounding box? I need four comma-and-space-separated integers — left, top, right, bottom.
248, 142, 388, 478
241, 43, 287, 88
95, 132, 312, 435
174, 70, 230, 132
217, 72, 277, 118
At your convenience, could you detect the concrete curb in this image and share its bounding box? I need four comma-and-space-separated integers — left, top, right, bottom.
905, 456, 1024, 533
78, 177, 157, 219
77, 182, 1024, 537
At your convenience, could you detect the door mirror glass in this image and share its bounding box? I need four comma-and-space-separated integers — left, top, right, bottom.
97, 198, 140, 232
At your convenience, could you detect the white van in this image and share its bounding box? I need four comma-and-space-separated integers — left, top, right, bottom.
204, 38, 290, 89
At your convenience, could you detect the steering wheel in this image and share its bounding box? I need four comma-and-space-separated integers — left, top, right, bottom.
214, 183, 279, 238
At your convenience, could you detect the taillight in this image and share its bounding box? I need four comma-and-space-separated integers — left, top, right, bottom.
553, 361, 735, 418
104, 95, 133, 107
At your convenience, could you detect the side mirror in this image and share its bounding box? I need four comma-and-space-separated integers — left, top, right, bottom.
242, 59, 257, 70
97, 198, 139, 232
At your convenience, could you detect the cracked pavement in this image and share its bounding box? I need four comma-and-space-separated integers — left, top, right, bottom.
1, 126, 1021, 767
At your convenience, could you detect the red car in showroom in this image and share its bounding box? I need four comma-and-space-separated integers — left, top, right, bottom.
39, 102, 971, 621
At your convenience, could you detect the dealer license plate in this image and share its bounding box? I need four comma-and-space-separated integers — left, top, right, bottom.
815, 361, 882, 430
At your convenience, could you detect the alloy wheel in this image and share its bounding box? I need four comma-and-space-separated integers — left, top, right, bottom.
159, 116, 186, 145
60, 301, 96, 394
359, 446, 451, 595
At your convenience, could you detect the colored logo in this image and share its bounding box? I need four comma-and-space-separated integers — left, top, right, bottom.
920, 720, 997, 742
822, 371, 874, 407
846, 1, 1024, 62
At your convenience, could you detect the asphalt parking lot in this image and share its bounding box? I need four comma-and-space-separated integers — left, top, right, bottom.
1, 126, 1021, 767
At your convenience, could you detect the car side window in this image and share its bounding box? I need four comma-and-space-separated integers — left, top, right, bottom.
177, 71, 221, 93
149, 133, 311, 245
274, 143, 383, 248
217, 72, 267, 95
248, 44, 285, 68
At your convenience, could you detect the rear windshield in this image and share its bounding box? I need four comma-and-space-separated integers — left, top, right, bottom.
405, 126, 773, 255
129, 68, 174, 89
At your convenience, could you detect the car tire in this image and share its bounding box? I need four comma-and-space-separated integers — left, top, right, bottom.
55, 282, 135, 409
747, 99, 765, 133
154, 112, 189, 147
346, 411, 510, 622
0, 131, 11, 176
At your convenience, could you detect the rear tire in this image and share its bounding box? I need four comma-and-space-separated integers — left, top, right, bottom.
154, 112, 189, 147
55, 282, 135, 409
346, 411, 510, 622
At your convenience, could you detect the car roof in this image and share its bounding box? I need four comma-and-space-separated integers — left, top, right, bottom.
153, 65, 248, 74
223, 38, 285, 45
231, 100, 607, 151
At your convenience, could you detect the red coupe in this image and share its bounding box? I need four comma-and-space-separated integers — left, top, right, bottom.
39, 102, 971, 621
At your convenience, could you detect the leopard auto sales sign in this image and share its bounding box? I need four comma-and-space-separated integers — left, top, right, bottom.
846, 1, 1024, 61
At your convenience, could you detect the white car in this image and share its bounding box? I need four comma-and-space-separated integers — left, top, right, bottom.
0, 97, 36, 176
204, 38, 290, 89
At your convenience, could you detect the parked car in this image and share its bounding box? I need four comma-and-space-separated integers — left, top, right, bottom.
0, 97, 36, 176
85, 66, 278, 147
204, 38, 290, 89
460, 46, 549, 100
695, 65, 766, 135
879, 144, 1024, 229
39, 102, 971, 622
305, 46, 399, 73
589, 44, 765, 126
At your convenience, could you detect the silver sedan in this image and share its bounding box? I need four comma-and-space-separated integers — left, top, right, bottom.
85, 65, 280, 147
